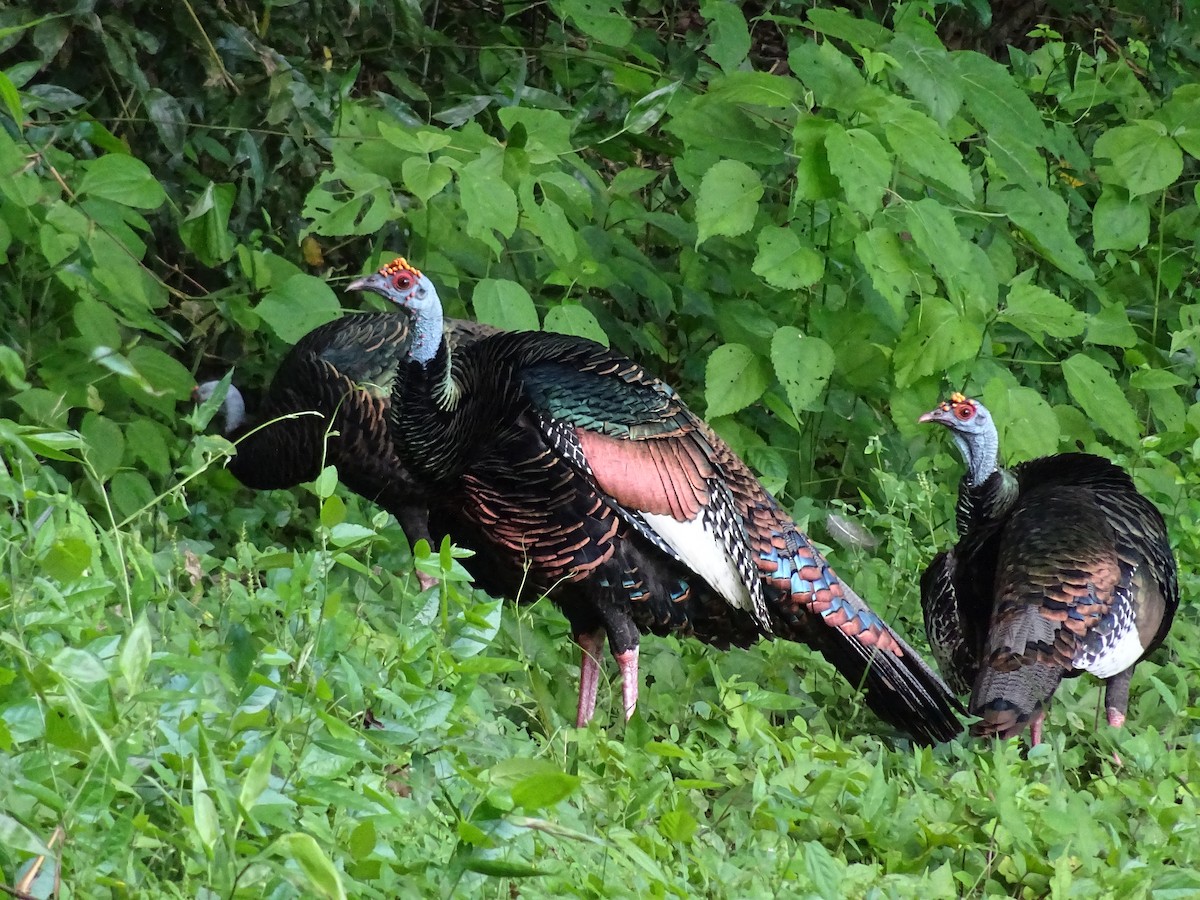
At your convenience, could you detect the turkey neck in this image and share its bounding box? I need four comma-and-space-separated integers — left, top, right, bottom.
392, 323, 511, 485
953, 421, 1016, 534
219, 384, 248, 434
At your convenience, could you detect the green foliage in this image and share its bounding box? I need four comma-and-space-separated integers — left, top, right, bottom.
2, 0, 1200, 896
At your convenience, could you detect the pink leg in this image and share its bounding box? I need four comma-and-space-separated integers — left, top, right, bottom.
614, 648, 639, 721
1029, 709, 1045, 747
575, 630, 605, 727
1106, 707, 1126, 767
416, 570, 438, 591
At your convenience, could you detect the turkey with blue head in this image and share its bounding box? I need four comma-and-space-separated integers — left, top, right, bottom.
919, 393, 1178, 745
347, 256, 963, 744
194, 311, 495, 588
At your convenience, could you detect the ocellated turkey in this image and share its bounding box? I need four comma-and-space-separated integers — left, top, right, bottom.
194, 312, 494, 587
348, 257, 963, 744
919, 393, 1178, 744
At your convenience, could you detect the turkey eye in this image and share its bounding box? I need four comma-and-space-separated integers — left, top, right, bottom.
955, 405, 972, 420
394, 274, 413, 290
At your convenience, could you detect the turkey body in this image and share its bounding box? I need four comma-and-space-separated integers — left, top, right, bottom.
352, 258, 963, 744
920, 394, 1178, 743
197, 312, 495, 566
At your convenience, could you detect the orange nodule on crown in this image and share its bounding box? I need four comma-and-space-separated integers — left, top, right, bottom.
379, 257, 422, 279
949, 391, 967, 403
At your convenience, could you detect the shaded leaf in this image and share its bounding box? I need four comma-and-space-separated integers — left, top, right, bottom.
255, 275, 341, 343
695, 160, 763, 246
1061, 353, 1141, 447
998, 283, 1086, 342
752, 226, 824, 289
78, 154, 165, 209
771, 327, 834, 416
473, 279, 540, 331
705, 343, 770, 418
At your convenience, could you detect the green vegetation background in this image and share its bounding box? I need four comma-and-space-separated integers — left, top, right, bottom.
2, 1, 1199, 896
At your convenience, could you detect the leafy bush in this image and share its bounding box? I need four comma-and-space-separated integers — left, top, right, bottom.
2, 1, 1199, 896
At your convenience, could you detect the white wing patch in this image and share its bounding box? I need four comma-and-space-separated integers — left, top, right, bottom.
1082, 616, 1145, 678
642, 512, 752, 613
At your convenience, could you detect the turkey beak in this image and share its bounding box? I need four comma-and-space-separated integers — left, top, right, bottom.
345, 275, 373, 294
917, 409, 948, 425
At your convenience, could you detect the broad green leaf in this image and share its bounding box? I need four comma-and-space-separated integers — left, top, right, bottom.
82, 412, 125, 481
128, 345, 195, 399
510, 771, 579, 811
78, 154, 165, 209
519, 177, 577, 263
273, 833, 347, 900
73, 299, 121, 353
623, 82, 681, 134
793, 118, 839, 202
0, 71, 22, 132
1061, 354, 1141, 447
894, 296, 984, 388
119, 615, 152, 694
0, 345, 29, 390
473, 279, 540, 331
805, 6, 891, 48
854, 228, 913, 317
459, 155, 518, 249
889, 33, 963, 126
180, 182, 235, 266
788, 40, 865, 110
40, 535, 92, 581
882, 103, 974, 199
991, 186, 1093, 282
553, 0, 634, 46
667, 96, 785, 166
1130, 369, 1186, 390
1093, 187, 1149, 251
329, 523, 376, 547
826, 126, 890, 219
51, 647, 108, 684
771, 327, 834, 416
499, 108, 574, 161
957, 52, 1047, 189
313, 465, 339, 499
659, 808, 699, 842
705, 343, 770, 418
401, 157, 452, 202
998, 283, 1085, 342
321, 495, 346, 529
1094, 122, 1183, 197
379, 121, 450, 153
255, 274, 341, 343
1085, 303, 1138, 348
982, 381, 1060, 460
238, 740, 275, 810
905, 199, 976, 305
706, 72, 802, 108
752, 226, 824, 289
694, 160, 763, 246
803, 840, 843, 899
0, 812, 50, 856
543, 304, 608, 345
701, 0, 750, 73
302, 183, 393, 236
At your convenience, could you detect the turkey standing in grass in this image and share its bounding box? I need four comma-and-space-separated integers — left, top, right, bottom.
194, 312, 495, 589
347, 257, 962, 743
919, 393, 1178, 744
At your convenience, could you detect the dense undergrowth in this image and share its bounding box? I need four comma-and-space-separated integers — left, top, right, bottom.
2, 0, 1200, 896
